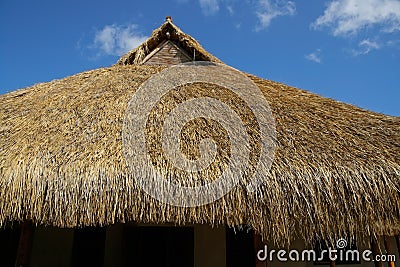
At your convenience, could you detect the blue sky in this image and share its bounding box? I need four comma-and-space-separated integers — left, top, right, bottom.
1, 0, 399, 116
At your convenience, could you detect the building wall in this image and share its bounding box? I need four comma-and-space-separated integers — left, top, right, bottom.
29, 223, 225, 267
21, 225, 400, 267
29, 227, 74, 267
194, 224, 226, 267
103, 224, 124, 267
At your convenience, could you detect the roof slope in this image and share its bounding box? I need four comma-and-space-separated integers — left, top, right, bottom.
0, 64, 399, 245
0, 20, 399, 245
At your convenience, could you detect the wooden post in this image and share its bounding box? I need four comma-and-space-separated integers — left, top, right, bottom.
254, 232, 267, 267
330, 245, 336, 267
395, 235, 400, 259
14, 220, 33, 267
371, 235, 384, 267
383, 236, 395, 267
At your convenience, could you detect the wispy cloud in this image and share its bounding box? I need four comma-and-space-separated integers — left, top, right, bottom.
312, 0, 400, 37
256, 0, 296, 30
352, 39, 381, 55
387, 39, 400, 47
199, 0, 220, 15
305, 49, 322, 63
93, 24, 147, 56
227, 5, 234, 15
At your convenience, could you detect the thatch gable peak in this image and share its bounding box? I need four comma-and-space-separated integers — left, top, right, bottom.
116, 17, 222, 66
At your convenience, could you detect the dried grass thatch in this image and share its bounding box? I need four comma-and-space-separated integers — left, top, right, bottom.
116, 18, 221, 65
0, 20, 399, 246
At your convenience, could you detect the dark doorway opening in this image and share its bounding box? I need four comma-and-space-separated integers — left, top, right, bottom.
123, 226, 194, 267
71, 227, 106, 267
0, 224, 21, 267
226, 227, 255, 267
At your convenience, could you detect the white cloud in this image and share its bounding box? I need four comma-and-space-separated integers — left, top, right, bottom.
227, 5, 234, 15
199, 0, 220, 15
305, 49, 322, 63
256, 0, 296, 30
312, 0, 400, 36
352, 39, 381, 55
94, 24, 147, 56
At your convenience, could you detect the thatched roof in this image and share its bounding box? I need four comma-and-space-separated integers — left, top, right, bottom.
0, 19, 399, 246
116, 17, 221, 65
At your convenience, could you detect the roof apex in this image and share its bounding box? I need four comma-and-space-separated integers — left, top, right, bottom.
116, 18, 222, 66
